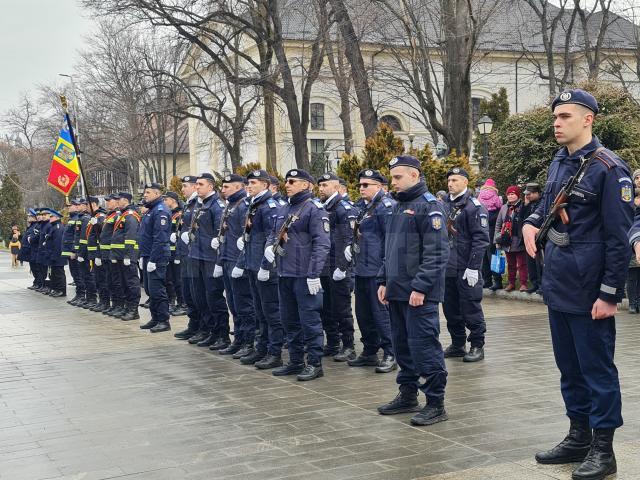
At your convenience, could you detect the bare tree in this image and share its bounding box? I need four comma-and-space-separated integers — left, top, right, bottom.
574, 0, 616, 80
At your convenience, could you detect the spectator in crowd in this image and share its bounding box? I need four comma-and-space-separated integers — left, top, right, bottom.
9, 233, 21, 268
627, 169, 640, 313
435, 190, 447, 202
477, 178, 504, 290
521, 183, 543, 294
494, 185, 528, 292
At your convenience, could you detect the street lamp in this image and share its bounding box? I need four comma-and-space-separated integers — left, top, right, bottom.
436, 140, 447, 158
408, 132, 415, 151
478, 115, 493, 170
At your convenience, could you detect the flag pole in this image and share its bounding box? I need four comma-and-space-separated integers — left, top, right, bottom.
60, 95, 93, 216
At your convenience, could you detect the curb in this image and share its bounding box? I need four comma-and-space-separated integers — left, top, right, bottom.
483, 288, 632, 309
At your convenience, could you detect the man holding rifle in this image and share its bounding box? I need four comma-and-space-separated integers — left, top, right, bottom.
522, 89, 633, 480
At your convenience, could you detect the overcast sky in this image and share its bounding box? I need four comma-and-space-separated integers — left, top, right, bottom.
0, 0, 94, 115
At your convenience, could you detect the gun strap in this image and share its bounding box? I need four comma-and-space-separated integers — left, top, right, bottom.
353, 195, 382, 242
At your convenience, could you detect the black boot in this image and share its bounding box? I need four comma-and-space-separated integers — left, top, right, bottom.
209, 336, 230, 351
333, 346, 357, 362
535, 419, 592, 464
82, 297, 98, 309
272, 362, 304, 376
347, 354, 379, 367
188, 331, 209, 345
297, 364, 324, 381
232, 344, 255, 359
196, 332, 217, 347
255, 354, 283, 369
322, 344, 340, 357
377, 385, 421, 415
150, 321, 171, 333
410, 401, 448, 426
571, 428, 616, 480
219, 342, 242, 355
375, 355, 398, 373
121, 308, 140, 321
463, 346, 484, 363
444, 344, 467, 358
240, 350, 265, 365
67, 294, 82, 306
174, 328, 198, 340
140, 320, 157, 330
109, 304, 126, 318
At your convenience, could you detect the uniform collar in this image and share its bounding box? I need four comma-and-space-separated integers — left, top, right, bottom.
251, 189, 270, 204
324, 191, 340, 208
395, 181, 427, 202
289, 190, 313, 205
188, 191, 198, 202
227, 189, 247, 204
144, 197, 162, 209
449, 188, 468, 202
561, 135, 602, 161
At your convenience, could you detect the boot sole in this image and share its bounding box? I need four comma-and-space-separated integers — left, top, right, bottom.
378, 405, 422, 415
536, 453, 589, 465
410, 412, 449, 426
375, 364, 398, 373
255, 363, 283, 370
571, 466, 616, 480
297, 370, 324, 381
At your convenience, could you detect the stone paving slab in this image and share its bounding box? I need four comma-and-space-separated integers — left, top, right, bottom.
0, 255, 639, 479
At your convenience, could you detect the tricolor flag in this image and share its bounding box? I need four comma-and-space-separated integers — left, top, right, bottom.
47, 117, 80, 195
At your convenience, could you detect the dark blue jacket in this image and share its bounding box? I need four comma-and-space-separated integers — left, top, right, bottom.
62, 213, 78, 259
77, 212, 91, 258
321, 193, 359, 276
169, 207, 182, 260
218, 189, 248, 264
443, 190, 490, 276
109, 206, 140, 261
138, 197, 171, 264
178, 194, 198, 258
46, 220, 66, 267
19, 222, 35, 262
36, 222, 51, 265
378, 182, 449, 302
29, 220, 44, 259
353, 190, 395, 277
526, 136, 633, 313
266, 190, 330, 278
236, 190, 280, 272
188, 192, 226, 262
87, 209, 106, 261
99, 210, 118, 260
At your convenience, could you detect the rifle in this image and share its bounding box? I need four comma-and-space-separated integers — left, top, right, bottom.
242, 202, 259, 242
350, 197, 382, 266
269, 199, 310, 263
217, 198, 243, 244
534, 147, 602, 252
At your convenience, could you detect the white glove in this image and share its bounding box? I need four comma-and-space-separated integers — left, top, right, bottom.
94, 258, 102, 267
138, 258, 144, 269
344, 245, 352, 263
307, 278, 321, 295
90, 217, 98, 225
231, 267, 244, 278
213, 264, 223, 278
146, 261, 156, 273
332, 268, 346, 282
111, 259, 117, 264
170, 232, 176, 243
257, 268, 270, 281
264, 246, 275, 264
211, 237, 220, 250
236, 237, 245, 251
180, 232, 190, 244
174, 259, 181, 264
77, 256, 85, 263
123, 258, 131, 266
70, 253, 76, 260
462, 268, 479, 287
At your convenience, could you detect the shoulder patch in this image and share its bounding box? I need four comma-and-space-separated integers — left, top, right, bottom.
471, 198, 482, 207
595, 149, 623, 170
430, 213, 443, 230
217, 199, 226, 208
479, 213, 488, 228
621, 183, 633, 203
423, 192, 436, 202
278, 199, 287, 206
339, 200, 352, 210
311, 199, 324, 209
267, 199, 277, 208
382, 197, 393, 207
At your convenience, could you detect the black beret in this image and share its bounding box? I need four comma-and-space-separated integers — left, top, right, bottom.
181, 175, 198, 184
551, 89, 599, 114
221, 173, 245, 184
338, 178, 347, 186
317, 172, 340, 183
88, 195, 100, 204
71, 199, 81, 206
389, 155, 421, 171
116, 192, 133, 201
269, 175, 280, 186
163, 191, 180, 202
523, 183, 541, 194
78, 198, 88, 205
246, 169, 271, 182
358, 169, 386, 184
197, 172, 215, 182
144, 182, 163, 190
286, 169, 315, 183
447, 167, 469, 179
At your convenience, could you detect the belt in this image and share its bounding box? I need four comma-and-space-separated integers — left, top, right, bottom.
548, 227, 570, 247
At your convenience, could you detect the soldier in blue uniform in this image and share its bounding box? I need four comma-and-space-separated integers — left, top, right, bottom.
376, 155, 450, 427
35, 208, 52, 293
87, 198, 107, 311
19, 209, 37, 282
29, 208, 47, 292
109, 192, 142, 321
75, 198, 99, 308
162, 191, 186, 316
45, 209, 66, 297
344, 169, 397, 373
522, 89, 632, 480
214, 174, 256, 358
317, 172, 359, 361
185, 173, 231, 349
442, 167, 490, 363
138, 183, 172, 332
264, 168, 330, 381
99, 195, 119, 316
61, 200, 81, 295
68, 200, 87, 304
235, 169, 285, 369
269, 176, 286, 204
174, 176, 202, 340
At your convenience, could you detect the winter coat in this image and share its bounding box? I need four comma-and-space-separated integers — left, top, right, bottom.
494, 200, 524, 252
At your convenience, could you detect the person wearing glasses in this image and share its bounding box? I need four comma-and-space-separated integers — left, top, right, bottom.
344, 169, 397, 373
264, 169, 330, 381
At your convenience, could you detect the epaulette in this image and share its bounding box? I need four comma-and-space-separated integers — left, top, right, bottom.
339, 200, 352, 210
423, 192, 437, 202
278, 199, 287, 206
217, 199, 226, 208
594, 149, 623, 170
382, 197, 393, 208
471, 198, 482, 207
267, 198, 277, 208
311, 199, 324, 209
243, 198, 251, 206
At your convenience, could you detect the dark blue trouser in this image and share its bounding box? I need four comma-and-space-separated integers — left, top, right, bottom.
279, 277, 324, 366
388, 300, 447, 405
32, 262, 46, 287
222, 260, 255, 344
29, 261, 38, 286
443, 275, 486, 348
180, 257, 200, 331
49, 266, 66, 293
112, 260, 141, 308
68, 258, 82, 292
320, 275, 355, 348
165, 259, 183, 304
190, 259, 229, 336
249, 271, 284, 356
354, 276, 393, 356
548, 308, 622, 429
142, 258, 169, 323
95, 263, 109, 304
79, 260, 97, 299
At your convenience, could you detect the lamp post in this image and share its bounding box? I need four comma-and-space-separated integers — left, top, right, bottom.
436, 140, 447, 158
477, 115, 493, 171
408, 132, 415, 151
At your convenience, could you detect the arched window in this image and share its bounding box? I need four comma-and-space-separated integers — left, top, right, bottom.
379, 114, 402, 132
311, 103, 325, 130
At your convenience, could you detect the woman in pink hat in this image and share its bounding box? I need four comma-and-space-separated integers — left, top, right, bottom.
477, 179, 503, 289
494, 185, 528, 291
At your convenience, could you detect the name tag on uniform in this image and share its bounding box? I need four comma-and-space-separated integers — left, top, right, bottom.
402, 209, 415, 215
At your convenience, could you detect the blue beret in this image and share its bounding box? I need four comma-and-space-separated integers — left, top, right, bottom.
144, 182, 163, 190
317, 172, 340, 183
389, 155, 421, 171
269, 175, 280, 185
70, 199, 80, 206
163, 191, 180, 202
222, 173, 245, 184
88, 195, 100, 203
197, 172, 215, 182
181, 175, 198, 184
447, 167, 469, 179
116, 192, 133, 201
246, 169, 271, 182
48, 209, 62, 218
78, 198, 88, 205
358, 169, 386, 184
551, 89, 599, 114
28, 208, 37, 216
286, 169, 315, 183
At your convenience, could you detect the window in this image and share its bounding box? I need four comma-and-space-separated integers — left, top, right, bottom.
310, 139, 327, 176
379, 115, 402, 132
311, 103, 325, 130
472, 97, 482, 129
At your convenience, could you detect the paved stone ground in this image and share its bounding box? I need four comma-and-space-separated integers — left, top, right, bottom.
1, 254, 639, 480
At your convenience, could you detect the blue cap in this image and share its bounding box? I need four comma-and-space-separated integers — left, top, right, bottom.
88, 195, 99, 204
28, 208, 37, 216
222, 173, 245, 184
197, 172, 215, 182
389, 155, 421, 171
163, 191, 180, 202
48, 209, 62, 218
358, 169, 386, 184
246, 169, 271, 183
551, 89, 599, 114
317, 172, 340, 183
286, 169, 315, 184
116, 192, 133, 202
181, 175, 198, 184
269, 175, 280, 186
447, 167, 469, 179
78, 198, 88, 205
144, 182, 163, 190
